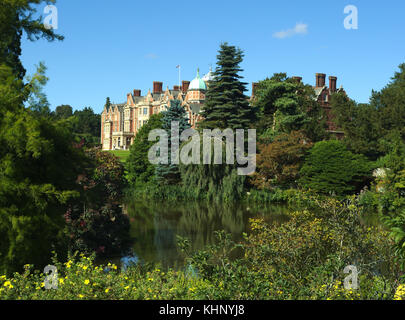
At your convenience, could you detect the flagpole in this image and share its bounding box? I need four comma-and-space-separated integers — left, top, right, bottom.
178, 65, 181, 89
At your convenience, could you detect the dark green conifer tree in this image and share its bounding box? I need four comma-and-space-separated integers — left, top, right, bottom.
155, 99, 190, 185
199, 42, 256, 130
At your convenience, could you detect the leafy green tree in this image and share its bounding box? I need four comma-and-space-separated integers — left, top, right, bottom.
72, 107, 101, 145
252, 131, 313, 190
126, 113, 163, 186
54, 104, 73, 120
253, 73, 327, 142
371, 63, 405, 141
0, 0, 87, 274
0, 65, 87, 274
299, 140, 372, 195
330, 93, 382, 160
65, 148, 130, 257
0, 0, 63, 80
199, 42, 256, 130
155, 99, 190, 185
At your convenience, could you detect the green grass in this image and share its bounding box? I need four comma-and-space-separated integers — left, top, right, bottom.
108, 150, 130, 164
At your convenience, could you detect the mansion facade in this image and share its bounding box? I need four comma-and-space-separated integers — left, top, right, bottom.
101, 68, 213, 151
101, 70, 345, 151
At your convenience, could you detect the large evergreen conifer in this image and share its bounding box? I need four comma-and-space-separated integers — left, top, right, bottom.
155, 99, 190, 185
199, 43, 255, 130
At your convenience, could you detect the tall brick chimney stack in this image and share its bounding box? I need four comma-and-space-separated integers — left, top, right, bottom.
329, 76, 337, 92
292, 76, 302, 83
173, 85, 180, 91
133, 89, 141, 97
316, 73, 326, 87
182, 80, 190, 93
153, 82, 163, 94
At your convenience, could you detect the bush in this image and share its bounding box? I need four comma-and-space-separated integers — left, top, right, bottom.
299, 140, 373, 196
65, 148, 130, 257
0, 198, 402, 300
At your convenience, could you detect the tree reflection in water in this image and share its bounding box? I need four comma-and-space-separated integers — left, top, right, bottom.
124, 199, 290, 269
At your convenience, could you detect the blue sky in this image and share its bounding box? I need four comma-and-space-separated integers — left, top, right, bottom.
21, 0, 405, 113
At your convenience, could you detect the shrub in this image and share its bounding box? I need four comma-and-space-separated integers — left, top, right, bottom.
299, 140, 373, 196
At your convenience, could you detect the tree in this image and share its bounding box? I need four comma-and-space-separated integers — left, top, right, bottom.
65, 148, 130, 257
126, 113, 163, 186
372, 63, 405, 141
330, 92, 382, 160
0, 66, 88, 273
253, 73, 327, 142
72, 107, 101, 146
155, 99, 190, 185
251, 131, 313, 190
0, 0, 63, 80
331, 63, 405, 160
299, 140, 372, 196
105, 97, 111, 109
0, 0, 85, 275
199, 42, 256, 130
54, 104, 73, 120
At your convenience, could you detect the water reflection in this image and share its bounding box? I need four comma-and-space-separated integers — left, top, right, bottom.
124, 200, 290, 269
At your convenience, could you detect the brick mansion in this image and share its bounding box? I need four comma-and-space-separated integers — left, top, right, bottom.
101, 69, 345, 151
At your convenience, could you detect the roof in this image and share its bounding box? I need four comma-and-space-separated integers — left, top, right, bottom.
189, 68, 207, 91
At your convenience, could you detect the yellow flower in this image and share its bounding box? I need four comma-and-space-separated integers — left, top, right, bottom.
59, 279, 64, 285
394, 284, 405, 300
124, 286, 130, 290
83, 266, 88, 271
105, 288, 110, 293
78, 294, 84, 299
84, 279, 90, 285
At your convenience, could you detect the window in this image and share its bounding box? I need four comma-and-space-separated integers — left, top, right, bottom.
143, 108, 148, 115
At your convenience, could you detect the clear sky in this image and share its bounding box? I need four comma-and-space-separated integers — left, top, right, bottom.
21, 0, 405, 113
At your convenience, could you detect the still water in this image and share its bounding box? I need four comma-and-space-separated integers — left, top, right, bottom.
121, 200, 291, 270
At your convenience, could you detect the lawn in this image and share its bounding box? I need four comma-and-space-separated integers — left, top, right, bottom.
108, 150, 130, 164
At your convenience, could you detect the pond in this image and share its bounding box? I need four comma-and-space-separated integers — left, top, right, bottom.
120, 200, 292, 270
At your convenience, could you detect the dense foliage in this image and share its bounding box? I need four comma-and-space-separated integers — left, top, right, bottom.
0, 198, 403, 300
199, 42, 256, 130
252, 73, 327, 142
126, 113, 163, 186
155, 99, 190, 185
252, 131, 313, 190
65, 148, 130, 257
299, 140, 373, 196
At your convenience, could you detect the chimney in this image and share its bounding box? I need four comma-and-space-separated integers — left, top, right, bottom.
252, 82, 259, 97
329, 76, 337, 93
173, 85, 180, 91
292, 76, 302, 83
133, 89, 141, 97
316, 73, 326, 87
182, 80, 190, 93
153, 81, 163, 94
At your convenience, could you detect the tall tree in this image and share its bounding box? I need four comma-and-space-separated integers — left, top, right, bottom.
253, 73, 327, 142
54, 104, 73, 119
72, 107, 101, 140
0, 0, 63, 80
330, 93, 382, 160
199, 42, 256, 130
126, 113, 164, 186
155, 99, 190, 185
